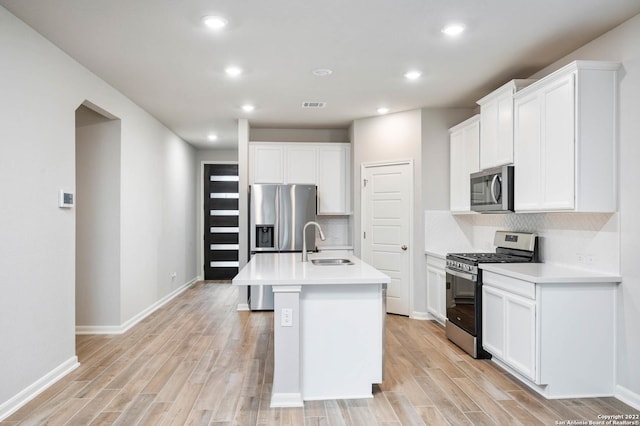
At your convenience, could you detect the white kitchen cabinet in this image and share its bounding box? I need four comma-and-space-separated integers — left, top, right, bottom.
286, 145, 317, 184
449, 115, 480, 212
481, 265, 617, 398
426, 255, 446, 325
317, 144, 351, 215
477, 80, 536, 169
483, 284, 536, 381
514, 61, 620, 212
250, 143, 285, 183
249, 142, 351, 215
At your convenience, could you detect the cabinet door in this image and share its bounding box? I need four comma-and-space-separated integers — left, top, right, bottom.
426, 265, 446, 324
285, 145, 317, 184
480, 90, 515, 169
514, 92, 542, 210
505, 294, 536, 381
317, 145, 350, 214
540, 74, 575, 210
495, 92, 516, 166
482, 285, 505, 358
480, 100, 499, 169
449, 117, 479, 212
515, 73, 576, 212
250, 144, 284, 184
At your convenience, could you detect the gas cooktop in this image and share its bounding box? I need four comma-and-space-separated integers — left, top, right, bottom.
446, 252, 532, 264
446, 231, 539, 267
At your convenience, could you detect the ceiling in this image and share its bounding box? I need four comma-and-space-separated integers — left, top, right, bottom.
2, 1, 639, 149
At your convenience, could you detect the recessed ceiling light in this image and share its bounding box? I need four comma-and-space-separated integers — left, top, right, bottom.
312, 68, 333, 77
242, 104, 255, 112
404, 70, 422, 80
202, 15, 228, 30
377, 107, 390, 115
207, 134, 218, 141
225, 66, 243, 77
442, 24, 465, 36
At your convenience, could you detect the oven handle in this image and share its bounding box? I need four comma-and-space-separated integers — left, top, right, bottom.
445, 267, 477, 282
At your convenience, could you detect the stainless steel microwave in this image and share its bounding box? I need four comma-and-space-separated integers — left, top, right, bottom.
470, 165, 514, 213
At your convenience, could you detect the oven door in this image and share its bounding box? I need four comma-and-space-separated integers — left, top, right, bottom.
445, 267, 477, 336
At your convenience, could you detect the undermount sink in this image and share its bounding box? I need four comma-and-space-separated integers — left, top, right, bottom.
311, 258, 354, 266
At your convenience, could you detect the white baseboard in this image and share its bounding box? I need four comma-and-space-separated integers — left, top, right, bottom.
270, 392, 304, 408
0, 356, 79, 421
236, 303, 250, 311
410, 310, 434, 320
75, 277, 199, 335
616, 384, 640, 411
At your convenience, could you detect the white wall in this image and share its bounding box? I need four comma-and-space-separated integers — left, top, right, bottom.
250, 127, 349, 143
352, 110, 426, 316
527, 12, 640, 407
0, 6, 196, 415
421, 108, 477, 211
75, 105, 121, 326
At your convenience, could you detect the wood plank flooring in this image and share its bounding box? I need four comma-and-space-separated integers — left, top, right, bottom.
3, 282, 638, 425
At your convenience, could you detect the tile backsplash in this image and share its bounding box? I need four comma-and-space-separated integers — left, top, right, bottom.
316, 216, 352, 248
425, 210, 619, 274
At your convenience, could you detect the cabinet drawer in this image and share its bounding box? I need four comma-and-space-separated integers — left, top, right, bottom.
482, 271, 535, 300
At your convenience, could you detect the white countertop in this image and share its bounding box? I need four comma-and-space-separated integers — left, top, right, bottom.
424, 250, 446, 259
480, 263, 622, 283
232, 252, 390, 286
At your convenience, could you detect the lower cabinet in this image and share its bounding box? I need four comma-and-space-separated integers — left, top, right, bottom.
481, 269, 617, 398
482, 284, 536, 381
426, 255, 446, 325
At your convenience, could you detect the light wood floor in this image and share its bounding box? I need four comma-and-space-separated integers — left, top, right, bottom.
3, 282, 638, 425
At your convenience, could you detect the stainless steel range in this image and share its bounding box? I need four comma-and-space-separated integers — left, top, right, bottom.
445, 231, 538, 359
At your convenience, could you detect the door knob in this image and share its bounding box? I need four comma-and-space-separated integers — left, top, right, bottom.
401, 245, 408, 251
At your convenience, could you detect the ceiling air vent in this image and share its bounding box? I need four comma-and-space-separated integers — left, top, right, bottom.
302, 101, 326, 109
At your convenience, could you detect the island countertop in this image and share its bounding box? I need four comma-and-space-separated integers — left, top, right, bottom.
232, 252, 390, 286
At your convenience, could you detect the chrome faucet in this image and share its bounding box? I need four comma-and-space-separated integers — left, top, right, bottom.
301, 221, 326, 262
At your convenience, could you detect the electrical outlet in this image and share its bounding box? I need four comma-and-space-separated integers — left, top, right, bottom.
171, 272, 177, 279
577, 253, 584, 264
281, 308, 293, 327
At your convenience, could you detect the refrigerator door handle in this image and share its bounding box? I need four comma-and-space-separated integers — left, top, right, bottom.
274, 186, 280, 251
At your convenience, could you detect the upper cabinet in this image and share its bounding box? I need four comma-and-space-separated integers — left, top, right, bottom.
250, 144, 285, 183
513, 61, 620, 212
285, 145, 317, 184
477, 80, 537, 169
317, 145, 351, 215
449, 115, 480, 212
249, 142, 351, 215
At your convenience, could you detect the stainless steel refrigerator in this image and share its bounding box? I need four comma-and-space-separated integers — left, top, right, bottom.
249, 184, 317, 310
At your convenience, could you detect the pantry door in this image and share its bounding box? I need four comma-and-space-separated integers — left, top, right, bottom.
361, 161, 413, 316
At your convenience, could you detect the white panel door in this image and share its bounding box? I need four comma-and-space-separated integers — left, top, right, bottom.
362, 162, 412, 316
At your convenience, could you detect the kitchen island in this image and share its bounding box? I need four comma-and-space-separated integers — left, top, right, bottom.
232, 252, 390, 408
